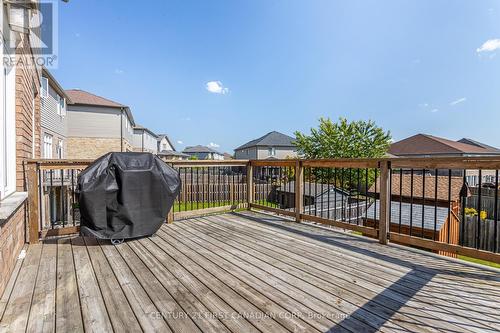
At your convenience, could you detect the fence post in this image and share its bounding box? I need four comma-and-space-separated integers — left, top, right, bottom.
379, 160, 391, 245
26, 162, 40, 244
295, 160, 303, 222
247, 162, 253, 209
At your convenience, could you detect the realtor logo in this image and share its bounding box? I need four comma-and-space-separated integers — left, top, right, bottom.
3, 0, 59, 68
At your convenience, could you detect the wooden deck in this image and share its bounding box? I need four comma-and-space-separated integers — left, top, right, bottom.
1, 211, 500, 333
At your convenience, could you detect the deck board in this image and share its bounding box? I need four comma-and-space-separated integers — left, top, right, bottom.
199, 214, 500, 332
1, 211, 500, 332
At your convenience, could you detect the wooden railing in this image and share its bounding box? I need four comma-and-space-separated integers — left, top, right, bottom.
24, 156, 500, 264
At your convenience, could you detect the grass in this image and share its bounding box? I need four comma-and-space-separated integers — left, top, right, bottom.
173, 199, 279, 212
458, 255, 500, 269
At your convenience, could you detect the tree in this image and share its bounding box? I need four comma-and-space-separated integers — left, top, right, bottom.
294, 117, 391, 190
294, 117, 391, 159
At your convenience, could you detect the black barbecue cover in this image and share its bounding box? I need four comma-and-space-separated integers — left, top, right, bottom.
77, 152, 181, 239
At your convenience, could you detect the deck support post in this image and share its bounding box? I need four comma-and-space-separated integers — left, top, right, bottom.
294, 160, 303, 222
246, 162, 253, 209
26, 162, 40, 244
378, 160, 391, 245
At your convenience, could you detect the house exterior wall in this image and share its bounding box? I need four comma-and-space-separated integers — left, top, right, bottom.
133, 129, 157, 153
66, 137, 133, 159
235, 146, 296, 160
67, 105, 121, 137
158, 137, 174, 152
257, 147, 296, 159
0, 202, 26, 298
66, 105, 134, 158
15, 42, 41, 190
0, 4, 42, 298
41, 79, 66, 137
234, 147, 258, 160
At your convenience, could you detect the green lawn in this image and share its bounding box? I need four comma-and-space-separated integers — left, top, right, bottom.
458, 255, 500, 269
173, 199, 279, 212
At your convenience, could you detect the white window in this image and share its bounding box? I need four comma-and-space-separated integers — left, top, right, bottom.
41, 77, 48, 98
268, 147, 276, 156
0, 64, 16, 199
57, 95, 66, 116
56, 140, 64, 159
43, 134, 53, 159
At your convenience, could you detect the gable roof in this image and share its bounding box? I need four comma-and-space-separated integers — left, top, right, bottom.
157, 134, 176, 151
66, 89, 126, 108
457, 138, 500, 152
42, 68, 72, 102
235, 131, 295, 150
183, 145, 221, 154
65, 89, 135, 125
369, 173, 464, 202
389, 134, 499, 156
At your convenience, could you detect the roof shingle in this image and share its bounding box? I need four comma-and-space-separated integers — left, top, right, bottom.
235, 131, 295, 150
66, 89, 126, 108
389, 134, 499, 156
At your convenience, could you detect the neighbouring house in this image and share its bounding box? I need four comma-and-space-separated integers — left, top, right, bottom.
157, 150, 190, 161
234, 131, 297, 160
157, 134, 175, 152
223, 152, 234, 160
183, 145, 224, 160
389, 134, 500, 186
0, 2, 42, 297
156, 134, 189, 160
365, 173, 464, 257
40, 69, 73, 228
132, 125, 158, 153
389, 134, 500, 157
65, 89, 136, 159
41, 68, 71, 159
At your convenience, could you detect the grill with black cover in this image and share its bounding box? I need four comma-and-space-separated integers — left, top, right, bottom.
77, 152, 181, 240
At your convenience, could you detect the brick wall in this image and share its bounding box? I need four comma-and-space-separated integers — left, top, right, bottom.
15, 34, 41, 191
0, 204, 26, 297
66, 137, 134, 159
0, 33, 41, 297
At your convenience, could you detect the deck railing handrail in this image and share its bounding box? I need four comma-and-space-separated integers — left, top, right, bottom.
24, 156, 500, 264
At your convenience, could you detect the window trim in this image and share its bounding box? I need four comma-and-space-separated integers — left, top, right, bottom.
41, 77, 49, 98
0, 63, 16, 199
43, 133, 53, 159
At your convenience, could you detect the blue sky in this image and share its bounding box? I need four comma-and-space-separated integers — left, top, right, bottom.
52, 0, 500, 153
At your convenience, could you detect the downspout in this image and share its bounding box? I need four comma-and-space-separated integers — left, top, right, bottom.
142, 130, 144, 152
120, 108, 123, 152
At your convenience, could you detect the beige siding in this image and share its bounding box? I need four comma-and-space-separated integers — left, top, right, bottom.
257, 147, 296, 159
40, 80, 66, 137
234, 147, 258, 159
67, 105, 121, 138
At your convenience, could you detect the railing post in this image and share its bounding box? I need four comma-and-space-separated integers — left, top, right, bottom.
26, 162, 40, 244
295, 160, 303, 222
379, 160, 391, 245
247, 162, 253, 209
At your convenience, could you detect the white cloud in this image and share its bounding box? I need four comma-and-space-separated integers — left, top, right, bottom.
450, 97, 466, 106
206, 81, 229, 94
430, 108, 439, 113
208, 142, 220, 148
476, 39, 500, 53
181, 117, 191, 121
114, 69, 124, 75
177, 140, 183, 144
419, 103, 429, 108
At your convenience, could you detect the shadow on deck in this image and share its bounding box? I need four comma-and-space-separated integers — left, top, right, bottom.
1, 211, 500, 332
